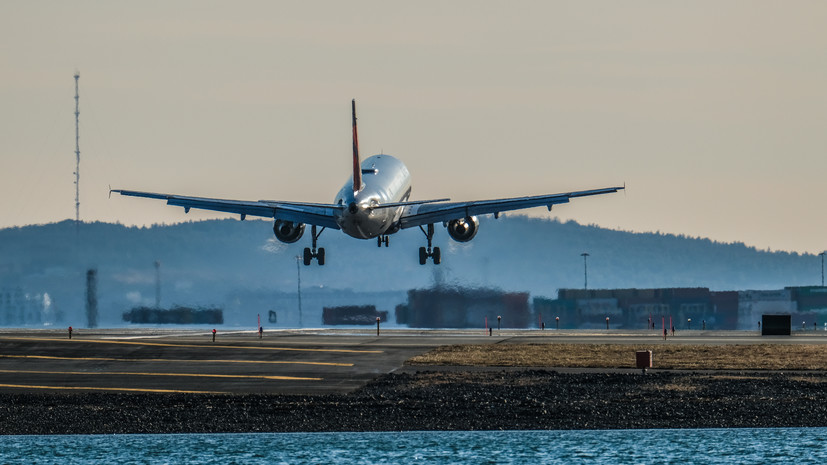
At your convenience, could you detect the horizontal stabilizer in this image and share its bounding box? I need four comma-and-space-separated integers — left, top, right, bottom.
368, 198, 451, 210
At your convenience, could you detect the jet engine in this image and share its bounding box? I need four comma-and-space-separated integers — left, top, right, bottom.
272, 220, 305, 243
446, 216, 479, 242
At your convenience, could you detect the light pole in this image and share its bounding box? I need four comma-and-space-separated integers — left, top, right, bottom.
820, 252, 825, 287
295, 256, 303, 328
581, 252, 590, 290
154, 260, 161, 309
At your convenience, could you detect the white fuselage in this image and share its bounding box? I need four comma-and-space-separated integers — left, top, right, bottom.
334, 154, 411, 239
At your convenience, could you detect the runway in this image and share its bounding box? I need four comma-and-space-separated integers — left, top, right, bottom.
1, 328, 825, 395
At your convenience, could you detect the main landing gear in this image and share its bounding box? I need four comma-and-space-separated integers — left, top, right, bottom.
377, 235, 389, 247
303, 225, 326, 265
418, 224, 441, 265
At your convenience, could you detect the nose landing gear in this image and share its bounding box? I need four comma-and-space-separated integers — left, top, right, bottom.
377, 235, 389, 247
303, 225, 326, 265
418, 224, 441, 265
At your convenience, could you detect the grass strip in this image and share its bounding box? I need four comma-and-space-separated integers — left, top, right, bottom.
407, 344, 827, 370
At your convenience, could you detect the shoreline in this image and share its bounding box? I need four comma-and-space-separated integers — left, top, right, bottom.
3, 370, 827, 435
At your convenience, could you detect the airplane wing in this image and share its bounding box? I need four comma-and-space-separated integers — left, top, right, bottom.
398, 186, 624, 229
111, 189, 343, 229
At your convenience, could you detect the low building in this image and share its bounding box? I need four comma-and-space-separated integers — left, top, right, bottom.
537, 286, 827, 330
122, 306, 223, 325
396, 287, 530, 329
322, 305, 388, 325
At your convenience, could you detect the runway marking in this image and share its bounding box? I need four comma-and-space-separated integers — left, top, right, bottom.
0, 354, 353, 367
0, 383, 227, 394
0, 337, 383, 354
0, 369, 322, 381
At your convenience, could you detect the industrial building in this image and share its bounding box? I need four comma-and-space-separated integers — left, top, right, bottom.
322, 305, 388, 325
396, 287, 530, 328
535, 286, 827, 330
0, 288, 59, 326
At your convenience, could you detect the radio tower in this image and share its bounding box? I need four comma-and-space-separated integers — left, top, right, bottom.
73, 72, 81, 233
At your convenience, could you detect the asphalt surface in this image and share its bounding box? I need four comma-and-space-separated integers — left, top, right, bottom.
1, 328, 825, 395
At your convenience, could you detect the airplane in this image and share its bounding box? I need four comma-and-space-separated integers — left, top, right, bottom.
112, 100, 624, 266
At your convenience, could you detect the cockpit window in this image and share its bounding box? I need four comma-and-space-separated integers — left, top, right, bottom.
361, 168, 378, 175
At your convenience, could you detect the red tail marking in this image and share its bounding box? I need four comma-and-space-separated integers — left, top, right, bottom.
352, 99, 362, 193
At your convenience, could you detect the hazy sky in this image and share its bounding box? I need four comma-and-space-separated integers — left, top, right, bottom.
2, 1, 826, 254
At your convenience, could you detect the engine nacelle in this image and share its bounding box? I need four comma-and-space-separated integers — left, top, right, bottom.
446, 216, 479, 242
272, 220, 305, 244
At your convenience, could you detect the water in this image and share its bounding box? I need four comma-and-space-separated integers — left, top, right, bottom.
2, 429, 826, 464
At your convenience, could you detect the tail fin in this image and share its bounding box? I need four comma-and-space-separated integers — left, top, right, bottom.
351, 99, 362, 194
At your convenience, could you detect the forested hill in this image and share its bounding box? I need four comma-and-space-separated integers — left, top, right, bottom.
0, 217, 819, 325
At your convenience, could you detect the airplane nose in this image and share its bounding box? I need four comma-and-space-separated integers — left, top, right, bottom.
348, 202, 358, 214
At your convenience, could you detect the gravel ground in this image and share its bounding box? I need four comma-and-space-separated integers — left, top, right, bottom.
3, 370, 827, 434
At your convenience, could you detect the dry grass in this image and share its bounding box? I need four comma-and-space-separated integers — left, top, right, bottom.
407, 344, 827, 370
789, 376, 827, 384
646, 381, 701, 393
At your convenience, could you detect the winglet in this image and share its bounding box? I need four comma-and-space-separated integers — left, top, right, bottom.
352, 99, 362, 194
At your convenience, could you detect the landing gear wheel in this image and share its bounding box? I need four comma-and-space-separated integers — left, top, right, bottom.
417, 224, 442, 264
378, 236, 383, 248
303, 225, 327, 265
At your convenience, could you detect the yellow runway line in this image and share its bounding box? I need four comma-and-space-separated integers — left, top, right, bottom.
0, 383, 227, 394
0, 369, 321, 382
0, 354, 353, 367
0, 337, 383, 354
